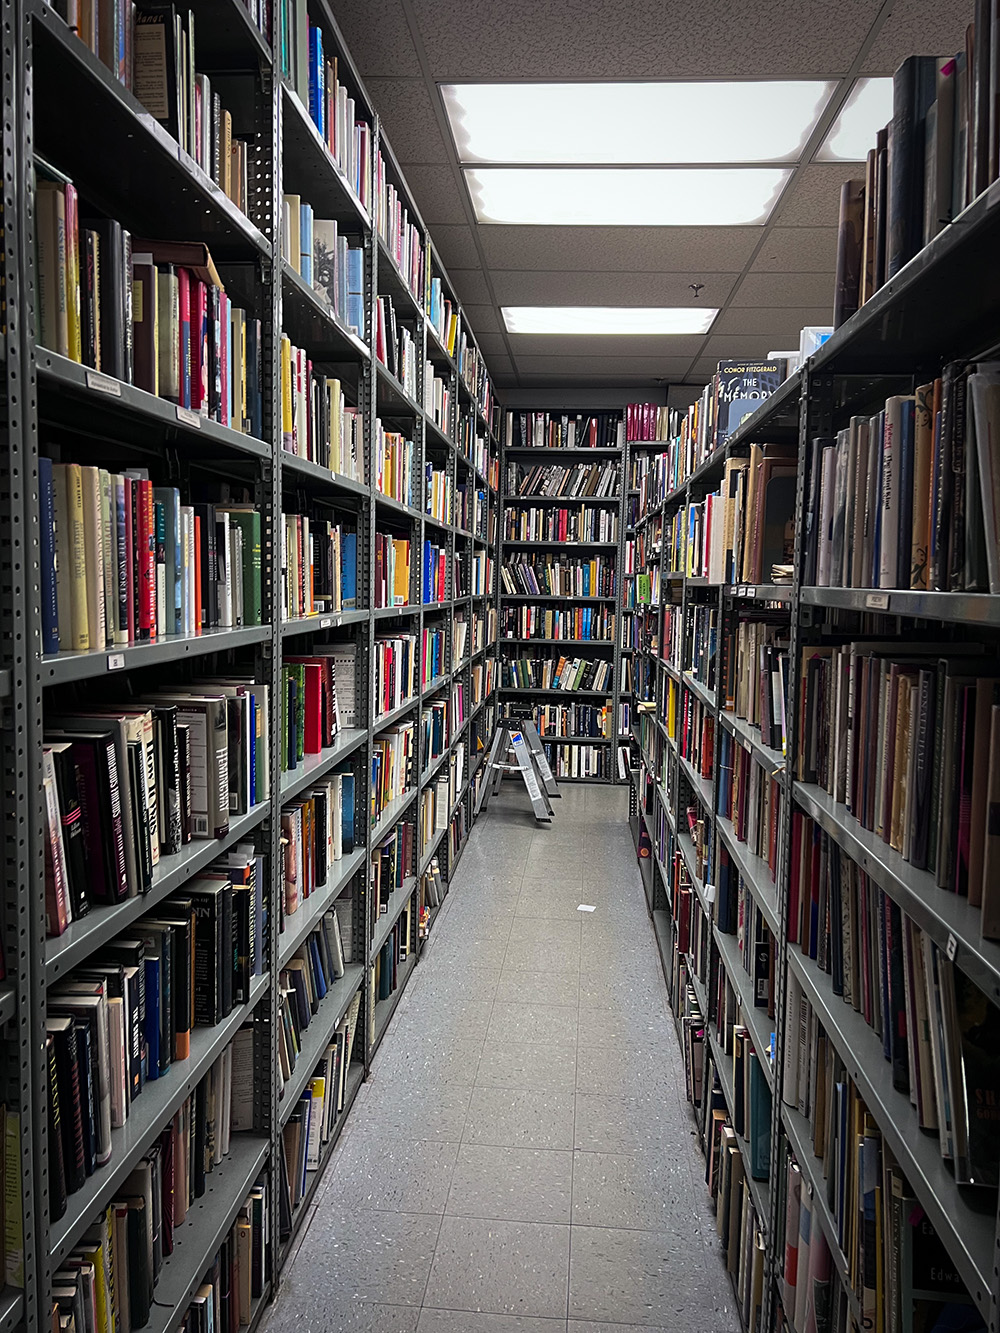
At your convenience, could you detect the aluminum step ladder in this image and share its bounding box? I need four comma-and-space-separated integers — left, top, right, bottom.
475, 717, 560, 823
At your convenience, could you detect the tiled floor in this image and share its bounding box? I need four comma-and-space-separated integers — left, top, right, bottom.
264, 783, 738, 1333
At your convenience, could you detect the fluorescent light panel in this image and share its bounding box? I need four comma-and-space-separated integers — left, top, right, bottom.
502, 307, 718, 335
465, 166, 791, 226
817, 78, 893, 160
442, 81, 835, 164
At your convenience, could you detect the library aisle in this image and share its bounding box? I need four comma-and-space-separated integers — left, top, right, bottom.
264, 785, 736, 1332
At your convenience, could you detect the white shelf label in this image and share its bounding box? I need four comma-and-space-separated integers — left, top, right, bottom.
865, 592, 890, 610
176, 406, 202, 428
705, 882, 717, 904
107, 653, 125, 671
320, 616, 334, 629
946, 932, 958, 961
86, 371, 122, 396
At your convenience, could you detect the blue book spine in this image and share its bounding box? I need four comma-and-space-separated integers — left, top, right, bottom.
341, 532, 357, 609
38, 456, 59, 654
308, 26, 324, 134
423, 541, 432, 603
144, 955, 161, 1080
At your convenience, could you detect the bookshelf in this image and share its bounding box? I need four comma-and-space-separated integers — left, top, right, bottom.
7, 0, 500, 1327
627, 186, 1000, 1333
498, 410, 630, 784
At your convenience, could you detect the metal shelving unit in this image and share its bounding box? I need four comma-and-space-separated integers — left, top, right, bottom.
626, 181, 1000, 1333
7, 0, 502, 1325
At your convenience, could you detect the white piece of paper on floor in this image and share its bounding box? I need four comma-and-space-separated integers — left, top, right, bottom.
578, 904, 596, 912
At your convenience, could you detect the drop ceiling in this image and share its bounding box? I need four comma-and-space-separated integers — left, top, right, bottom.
328, 0, 971, 391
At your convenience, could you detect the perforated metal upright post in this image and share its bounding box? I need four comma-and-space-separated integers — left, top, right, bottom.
3, 0, 42, 1321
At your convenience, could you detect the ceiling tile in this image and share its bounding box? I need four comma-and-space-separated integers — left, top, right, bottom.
488, 270, 738, 308
749, 226, 839, 272
699, 334, 800, 363
428, 224, 481, 269
461, 303, 501, 333
862, 0, 970, 75
505, 333, 708, 358
772, 163, 865, 227
328, 0, 420, 78
409, 0, 876, 79
711, 306, 832, 337
448, 268, 493, 304
477, 226, 762, 273
731, 271, 835, 308
405, 164, 470, 225
473, 332, 509, 355
512, 355, 695, 376
364, 78, 452, 163
688, 357, 723, 381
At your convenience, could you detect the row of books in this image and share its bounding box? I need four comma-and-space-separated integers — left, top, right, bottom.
506, 460, 620, 499
465, 550, 494, 598
370, 724, 414, 826
43, 694, 267, 934
678, 692, 714, 783
788, 812, 1000, 1188
500, 604, 615, 642
503, 410, 625, 451
370, 825, 412, 934
718, 732, 783, 883
374, 426, 414, 508
375, 153, 424, 303
456, 415, 492, 483
806, 368, 1000, 594
471, 658, 497, 706
279, 775, 356, 919
503, 506, 618, 544
501, 654, 613, 694
629, 448, 675, 515
369, 899, 412, 1021
281, 514, 358, 621
459, 336, 493, 424
278, 916, 352, 1087
425, 463, 452, 525
504, 701, 608, 739
425, 368, 450, 431
36, 178, 264, 429
797, 639, 1000, 932
540, 743, 610, 780
682, 602, 719, 694
418, 752, 464, 851
279, 990, 363, 1228
456, 481, 488, 538
427, 277, 461, 358
423, 540, 448, 604
420, 699, 450, 775
281, 196, 364, 335
374, 297, 417, 399
834, 33, 1000, 327
48, 938, 255, 1215
374, 633, 417, 721
499, 555, 616, 599
278, 0, 371, 210
626, 401, 673, 443
171, 1177, 269, 1333
41, 465, 262, 655
781, 964, 987, 1321
373, 532, 411, 609
721, 619, 790, 753
279, 346, 364, 481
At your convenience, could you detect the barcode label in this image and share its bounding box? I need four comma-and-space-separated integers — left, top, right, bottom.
107, 653, 125, 671
320, 616, 333, 629
176, 406, 201, 428
865, 592, 890, 610
946, 932, 958, 961
86, 371, 121, 396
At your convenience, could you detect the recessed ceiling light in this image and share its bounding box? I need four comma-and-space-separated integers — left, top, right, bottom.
465, 167, 791, 226
501, 307, 718, 335
816, 78, 893, 160
441, 82, 834, 164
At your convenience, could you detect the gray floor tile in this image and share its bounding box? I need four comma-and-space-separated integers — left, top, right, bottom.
290, 1205, 441, 1306
505, 938, 581, 974
425, 1216, 571, 1320
477, 1040, 578, 1092
447, 1144, 573, 1223
576, 1043, 678, 1097
419, 1313, 566, 1333
577, 1005, 674, 1049
376, 1035, 487, 1087
568, 1324, 677, 1333
574, 1092, 695, 1155
571, 1150, 700, 1231
265, 1298, 420, 1333
356, 1082, 473, 1143
324, 1136, 460, 1214
464, 1087, 576, 1150
568, 1224, 735, 1325
516, 885, 595, 920
508, 918, 583, 948
488, 1001, 579, 1046
497, 969, 581, 1006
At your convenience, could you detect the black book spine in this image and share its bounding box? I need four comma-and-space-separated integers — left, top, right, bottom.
192, 894, 221, 1026
221, 882, 234, 1018
46, 1035, 69, 1221
50, 747, 91, 919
